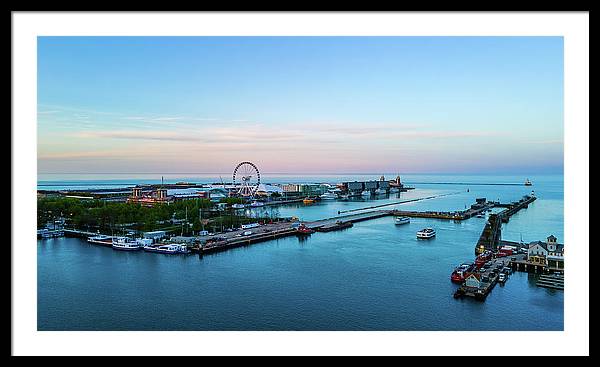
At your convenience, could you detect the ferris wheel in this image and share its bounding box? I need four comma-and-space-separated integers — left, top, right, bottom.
232, 161, 260, 197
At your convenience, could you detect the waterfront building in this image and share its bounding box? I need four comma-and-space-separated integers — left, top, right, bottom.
143, 230, 167, 242
526, 235, 564, 270
464, 273, 482, 288
128, 186, 212, 206
345, 181, 364, 194
255, 183, 284, 197
528, 241, 549, 266
300, 184, 326, 196
390, 175, 403, 188
545, 235, 564, 270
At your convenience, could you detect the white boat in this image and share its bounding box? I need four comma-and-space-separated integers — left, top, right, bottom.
361, 190, 371, 197
143, 243, 190, 254
375, 188, 387, 195
389, 187, 400, 193
231, 203, 246, 209
112, 237, 142, 251
320, 192, 338, 200
394, 216, 410, 225
250, 201, 264, 207
416, 228, 436, 239
87, 234, 114, 246
339, 194, 349, 200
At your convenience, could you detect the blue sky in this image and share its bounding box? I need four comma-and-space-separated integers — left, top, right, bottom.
37, 36, 563, 174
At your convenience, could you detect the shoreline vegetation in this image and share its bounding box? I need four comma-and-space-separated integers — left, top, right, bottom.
37, 197, 281, 236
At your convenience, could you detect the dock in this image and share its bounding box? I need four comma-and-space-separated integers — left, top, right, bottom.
535, 274, 564, 290
194, 227, 299, 254
454, 254, 523, 301
475, 194, 536, 255
336, 191, 461, 215
314, 221, 354, 232
63, 229, 102, 239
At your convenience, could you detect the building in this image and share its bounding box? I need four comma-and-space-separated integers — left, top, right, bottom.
545, 235, 564, 270
344, 181, 363, 192
464, 273, 482, 288
143, 230, 167, 242
255, 183, 284, 197
300, 184, 326, 196
389, 175, 403, 188
364, 181, 378, 190
527, 235, 564, 270
128, 186, 211, 206
527, 240, 549, 265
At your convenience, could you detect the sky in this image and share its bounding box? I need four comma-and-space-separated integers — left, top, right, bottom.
37, 36, 564, 175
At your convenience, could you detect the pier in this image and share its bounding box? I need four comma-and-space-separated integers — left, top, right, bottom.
306, 210, 391, 229
336, 192, 461, 215
63, 229, 103, 239
535, 274, 564, 290
454, 254, 524, 301
64, 194, 540, 262
475, 194, 536, 255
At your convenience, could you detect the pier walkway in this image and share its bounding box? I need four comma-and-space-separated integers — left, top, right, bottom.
336, 192, 461, 215
475, 195, 536, 255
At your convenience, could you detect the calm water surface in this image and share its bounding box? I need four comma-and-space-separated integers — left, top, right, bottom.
37, 174, 563, 330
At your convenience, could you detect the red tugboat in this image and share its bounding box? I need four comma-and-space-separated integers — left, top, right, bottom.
297, 223, 315, 235
474, 250, 493, 268
451, 263, 476, 283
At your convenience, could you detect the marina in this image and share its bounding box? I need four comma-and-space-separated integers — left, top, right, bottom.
38, 174, 565, 330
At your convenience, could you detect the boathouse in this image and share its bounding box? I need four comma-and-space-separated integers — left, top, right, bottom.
464, 273, 482, 288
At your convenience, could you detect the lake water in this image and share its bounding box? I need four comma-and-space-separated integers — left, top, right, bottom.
37, 174, 564, 330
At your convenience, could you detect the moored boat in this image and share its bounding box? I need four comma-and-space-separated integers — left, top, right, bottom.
319, 192, 338, 200
296, 223, 315, 235
303, 197, 315, 204
250, 201, 264, 207
450, 262, 475, 283
361, 190, 371, 197
87, 234, 114, 247
416, 228, 436, 239
231, 203, 246, 209
112, 236, 142, 251
474, 250, 493, 268
143, 243, 190, 254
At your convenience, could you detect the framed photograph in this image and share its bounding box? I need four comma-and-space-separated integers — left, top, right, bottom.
13, 12, 589, 356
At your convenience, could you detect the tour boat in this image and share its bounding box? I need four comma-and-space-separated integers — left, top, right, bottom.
394, 216, 410, 225
112, 237, 142, 251
231, 203, 246, 209
524, 178, 532, 186
143, 243, 190, 254
319, 192, 338, 200
87, 234, 114, 247
250, 201, 265, 207
416, 228, 436, 239
451, 263, 475, 283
